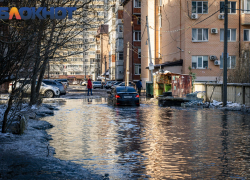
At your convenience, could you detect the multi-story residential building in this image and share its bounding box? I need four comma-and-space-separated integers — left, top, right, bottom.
142, 0, 249, 84
115, 1, 124, 81
96, 25, 110, 79
48, 1, 107, 83
107, 2, 117, 80
140, 0, 162, 87
122, 0, 141, 82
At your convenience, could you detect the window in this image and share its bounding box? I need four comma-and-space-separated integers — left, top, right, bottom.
135, 64, 141, 75
192, 1, 208, 14
133, 31, 141, 41
118, 52, 123, 60
85, 52, 88, 55
134, 0, 141, 8
118, 39, 123, 47
159, 15, 162, 28
96, 54, 101, 59
220, 29, 236, 41
220, 2, 236, 14
137, 17, 141, 25
244, 29, 250, 41
192, 56, 208, 69
89, 51, 95, 55
220, 56, 236, 69
159, 0, 162, 6
118, 25, 123, 32
138, 49, 141, 58
192, 29, 208, 41
242, 0, 250, 13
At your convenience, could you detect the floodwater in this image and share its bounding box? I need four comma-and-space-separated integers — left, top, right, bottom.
42, 98, 250, 179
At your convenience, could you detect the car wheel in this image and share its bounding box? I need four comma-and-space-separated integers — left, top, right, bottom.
45, 90, 54, 98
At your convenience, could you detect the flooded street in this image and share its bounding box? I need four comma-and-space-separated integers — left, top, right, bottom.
41, 98, 250, 179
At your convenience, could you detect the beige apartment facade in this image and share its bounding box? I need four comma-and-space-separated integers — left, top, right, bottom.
96, 25, 110, 78
142, 0, 250, 85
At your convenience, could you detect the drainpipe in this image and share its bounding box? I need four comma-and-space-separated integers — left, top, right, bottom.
239, 0, 241, 57
132, 1, 134, 81
180, 0, 181, 61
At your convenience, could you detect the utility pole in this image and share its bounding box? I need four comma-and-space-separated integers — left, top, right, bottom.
85, 66, 86, 81
105, 55, 107, 83
223, 0, 228, 107
146, 16, 154, 82
126, 42, 129, 86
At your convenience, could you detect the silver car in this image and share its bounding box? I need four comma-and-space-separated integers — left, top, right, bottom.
92, 81, 103, 89
8, 79, 60, 98
42, 79, 66, 95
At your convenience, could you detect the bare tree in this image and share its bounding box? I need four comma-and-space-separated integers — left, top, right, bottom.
228, 49, 250, 83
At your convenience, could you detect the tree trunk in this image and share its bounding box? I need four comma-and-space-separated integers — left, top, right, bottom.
2, 95, 13, 133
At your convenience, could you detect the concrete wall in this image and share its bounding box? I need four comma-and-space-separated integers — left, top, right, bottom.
193, 83, 250, 106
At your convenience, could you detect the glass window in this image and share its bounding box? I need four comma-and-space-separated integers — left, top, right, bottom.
192, 1, 208, 14
118, 25, 123, 32
135, 64, 141, 75
134, 0, 141, 7
220, 2, 236, 13
138, 49, 141, 58
116, 88, 136, 92
133, 31, 141, 41
192, 29, 208, 41
220, 29, 236, 41
220, 56, 236, 69
118, 52, 123, 60
244, 29, 250, 41
192, 56, 208, 69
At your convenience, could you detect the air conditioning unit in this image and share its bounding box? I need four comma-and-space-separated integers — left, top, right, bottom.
218, 14, 224, 20
211, 28, 218, 34
214, 60, 220, 65
191, 13, 198, 19
210, 55, 217, 60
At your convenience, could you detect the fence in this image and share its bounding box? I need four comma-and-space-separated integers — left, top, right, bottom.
193, 83, 250, 106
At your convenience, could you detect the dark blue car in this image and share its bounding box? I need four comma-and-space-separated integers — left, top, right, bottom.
107, 86, 140, 106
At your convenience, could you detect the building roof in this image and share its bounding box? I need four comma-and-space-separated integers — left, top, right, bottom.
96, 25, 109, 36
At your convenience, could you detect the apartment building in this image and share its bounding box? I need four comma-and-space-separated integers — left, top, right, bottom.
96, 24, 110, 79
49, 1, 107, 82
142, 0, 250, 84
140, 0, 162, 87
122, 0, 141, 82
107, 2, 117, 80
115, 1, 125, 81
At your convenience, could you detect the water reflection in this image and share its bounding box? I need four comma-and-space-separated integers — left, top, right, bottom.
42, 99, 250, 179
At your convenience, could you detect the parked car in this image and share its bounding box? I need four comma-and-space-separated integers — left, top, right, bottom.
112, 82, 134, 88
42, 79, 66, 95
104, 81, 116, 89
107, 86, 140, 106
93, 81, 103, 89
8, 79, 60, 98
55, 79, 69, 88
80, 81, 87, 86
111, 81, 122, 89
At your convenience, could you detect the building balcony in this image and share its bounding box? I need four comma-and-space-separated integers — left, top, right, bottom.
241, 14, 250, 25
116, 32, 123, 39
115, 60, 124, 66
116, 45, 123, 52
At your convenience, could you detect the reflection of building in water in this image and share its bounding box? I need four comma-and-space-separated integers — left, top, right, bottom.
139, 108, 191, 179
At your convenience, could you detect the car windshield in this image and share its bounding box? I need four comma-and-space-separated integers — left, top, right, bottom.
116, 88, 136, 92
94, 82, 101, 84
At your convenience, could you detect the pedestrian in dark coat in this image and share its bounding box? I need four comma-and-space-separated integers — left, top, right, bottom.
136, 80, 142, 96
87, 78, 93, 96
